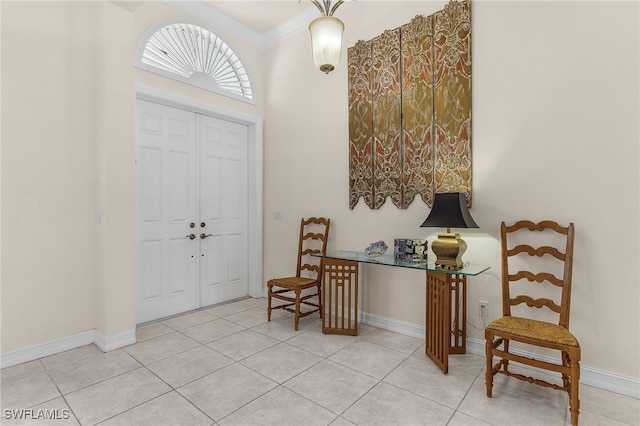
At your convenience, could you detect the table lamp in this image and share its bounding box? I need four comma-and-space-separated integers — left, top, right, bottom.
420, 192, 479, 270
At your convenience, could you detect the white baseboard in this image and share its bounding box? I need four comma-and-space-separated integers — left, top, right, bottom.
16, 306, 634, 399
265, 294, 640, 399
93, 329, 137, 353
359, 310, 425, 339
465, 337, 640, 399
1, 331, 95, 369
0, 329, 137, 369
358, 311, 640, 399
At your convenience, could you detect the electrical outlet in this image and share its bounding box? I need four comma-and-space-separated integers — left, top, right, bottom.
479, 300, 488, 318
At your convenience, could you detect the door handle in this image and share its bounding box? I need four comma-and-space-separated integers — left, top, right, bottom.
186, 234, 196, 240
200, 233, 213, 239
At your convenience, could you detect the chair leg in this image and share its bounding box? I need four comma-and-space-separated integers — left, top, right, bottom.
317, 283, 323, 319
485, 331, 494, 397
562, 351, 570, 390
569, 349, 581, 426
267, 284, 272, 322
294, 288, 301, 331
502, 339, 510, 373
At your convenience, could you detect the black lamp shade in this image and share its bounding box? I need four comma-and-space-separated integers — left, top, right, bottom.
420, 192, 478, 229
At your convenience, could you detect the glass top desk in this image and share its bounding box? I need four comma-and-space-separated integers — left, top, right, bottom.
313, 250, 490, 374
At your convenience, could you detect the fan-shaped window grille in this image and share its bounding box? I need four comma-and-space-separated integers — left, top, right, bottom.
138, 23, 253, 101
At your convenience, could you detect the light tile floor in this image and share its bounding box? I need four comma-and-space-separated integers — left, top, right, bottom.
2, 297, 638, 425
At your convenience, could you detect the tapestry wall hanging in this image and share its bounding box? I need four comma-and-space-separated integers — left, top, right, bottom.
348, 0, 472, 209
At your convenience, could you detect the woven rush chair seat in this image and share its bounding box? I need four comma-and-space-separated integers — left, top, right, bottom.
269, 277, 317, 288
267, 217, 330, 331
485, 220, 581, 426
486, 316, 579, 347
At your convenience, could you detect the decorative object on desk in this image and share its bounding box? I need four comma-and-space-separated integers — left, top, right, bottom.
364, 240, 388, 257
394, 238, 427, 262
420, 192, 478, 270
304, 0, 352, 74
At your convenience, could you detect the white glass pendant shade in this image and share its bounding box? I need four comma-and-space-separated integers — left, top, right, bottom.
308, 16, 345, 74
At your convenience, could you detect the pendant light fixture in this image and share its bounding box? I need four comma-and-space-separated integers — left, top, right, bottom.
306, 0, 348, 74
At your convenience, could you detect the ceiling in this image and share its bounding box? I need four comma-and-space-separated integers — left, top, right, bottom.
202, 1, 317, 34
166, 0, 357, 50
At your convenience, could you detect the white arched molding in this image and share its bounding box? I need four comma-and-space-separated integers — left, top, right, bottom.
135, 20, 255, 104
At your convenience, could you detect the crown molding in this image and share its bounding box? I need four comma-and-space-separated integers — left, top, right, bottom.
163, 0, 355, 51
262, 6, 320, 49
164, 0, 267, 50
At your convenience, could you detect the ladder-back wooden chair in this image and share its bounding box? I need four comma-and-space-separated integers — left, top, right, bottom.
267, 217, 330, 330
485, 220, 580, 425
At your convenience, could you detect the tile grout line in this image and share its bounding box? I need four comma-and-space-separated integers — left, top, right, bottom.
4, 299, 606, 426
39, 357, 83, 426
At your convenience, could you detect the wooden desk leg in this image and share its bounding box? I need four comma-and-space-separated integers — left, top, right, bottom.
425, 271, 451, 373
450, 274, 467, 355
321, 258, 358, 336
425, 272, 468, 374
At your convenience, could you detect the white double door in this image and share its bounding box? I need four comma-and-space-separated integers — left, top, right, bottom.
135, 100, 248, 324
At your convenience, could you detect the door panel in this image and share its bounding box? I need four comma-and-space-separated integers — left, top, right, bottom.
227, 233, 243, 284
227, 158, 243, 220
201, 155, 223, 220
201, 234, 223, 292
140, 147, 162, 224
136, 100, 198, 324
169, 237, 191, 296
139, 240, 162, 301
199, 115, 248, 306
169, 151, 191, 221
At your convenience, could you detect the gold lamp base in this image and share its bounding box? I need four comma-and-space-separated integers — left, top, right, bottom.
431, 232, 468, 270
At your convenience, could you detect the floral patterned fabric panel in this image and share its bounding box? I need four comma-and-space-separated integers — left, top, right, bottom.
372, 28, 402, 209
348, 0, 471, 209
401, 15, 435, 209
348, 40, 374, 209
433, 0, 472, 205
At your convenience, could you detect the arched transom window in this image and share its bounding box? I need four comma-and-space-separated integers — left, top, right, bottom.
136, 22, 253, 101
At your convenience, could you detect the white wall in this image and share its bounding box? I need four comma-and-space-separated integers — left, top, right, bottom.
2, 1, 100, 349
263, 0, 640, 380
1, 0, 638, 388
0, 0, 265, 353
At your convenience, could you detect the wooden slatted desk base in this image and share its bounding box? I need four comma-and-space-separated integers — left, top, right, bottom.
315, 251, 489, 374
